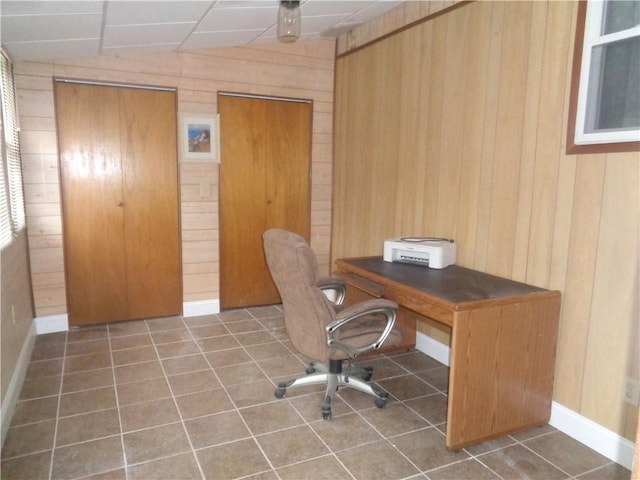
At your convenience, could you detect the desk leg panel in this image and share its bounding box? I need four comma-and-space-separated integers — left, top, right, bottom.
446, 296, 560, 450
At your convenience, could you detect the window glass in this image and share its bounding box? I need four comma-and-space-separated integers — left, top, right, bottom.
586, 37, 640, 132
603, 0, 639, 35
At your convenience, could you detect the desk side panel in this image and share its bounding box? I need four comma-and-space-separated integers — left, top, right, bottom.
446, 294, 561, 449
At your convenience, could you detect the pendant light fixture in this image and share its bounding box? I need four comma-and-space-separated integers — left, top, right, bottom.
277, 0, 301, 43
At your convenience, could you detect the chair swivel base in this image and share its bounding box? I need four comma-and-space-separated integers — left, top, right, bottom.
274, 359, 389, 420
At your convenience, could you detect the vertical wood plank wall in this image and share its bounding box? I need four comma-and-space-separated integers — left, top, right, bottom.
15, 40, 335, 317
332, 1, 639, 441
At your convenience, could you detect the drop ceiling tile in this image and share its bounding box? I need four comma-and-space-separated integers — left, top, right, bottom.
182, 29, 264, 49
103, 23, 197, 48
1, 13, 102, 42
302, 14, 355, 35
349, 1, 403, 22
102, 42, 182, 56
3, 38, 100, 61
196, 6, 278, 32
300, 1, 375, 17
0, 1, 103, 15
105, 1, 214, 25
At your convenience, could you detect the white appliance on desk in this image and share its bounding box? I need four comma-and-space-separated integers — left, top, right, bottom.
383, 237, 456, 269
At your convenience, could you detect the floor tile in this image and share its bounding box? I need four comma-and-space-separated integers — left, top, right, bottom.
359, 401, 430, 437
225, 378, 279, 408
26, 358, 63, 378
161, 354, 210, 375
0, 450, 52, 480
55, 409, 120, 446
111, 346, 157, 366
256, 424, 329, 468
426, 457, 501, 479
276, 454, 352, 480
175, 388, 234, 419
58, 386, 117, 417
196, 438, 272, 479
524, 431, 610, 476
10, 396, 58, 426
336, 439, 420, 480
240, 401, 304, 435
127, 452, 202, 480
63, 352, 111, 373
204, 347, 253, 367
166, 369, 221, 396
117, 377, 172, 406
120, 397, 180, 432
114, 360, 164, 384
123, 422, 190, 465
392, 427, 469, 471
18, 375, 61, 399
184, 410, 251, 449
51, 435, 123, 480
2, 419, 56, 458
109, 333, 153, 351
478, 444, 567, 479
62, 367, 113, 393
405, 393, 448, 425
310, 412, 382, 452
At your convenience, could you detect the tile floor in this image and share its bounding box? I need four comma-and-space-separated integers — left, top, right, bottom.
1, 305, 632, 480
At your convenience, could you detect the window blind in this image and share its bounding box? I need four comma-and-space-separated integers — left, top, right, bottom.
0, 50, 26, 248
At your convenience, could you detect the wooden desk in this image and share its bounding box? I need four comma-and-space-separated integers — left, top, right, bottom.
335, 256, 561, 450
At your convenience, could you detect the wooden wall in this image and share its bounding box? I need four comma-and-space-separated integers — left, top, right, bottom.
1, 230, 35, 404
15, 39, 335, 318
332, 1, 639, 441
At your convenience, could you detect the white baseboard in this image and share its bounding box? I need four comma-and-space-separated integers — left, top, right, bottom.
1, 320, 37, 447
415, 330, 451, 367
549, 401, 636, 470
414, 331, 635, 471
182, 299, 220, 317
35, 313, 68, 334
32, 300, 221, 334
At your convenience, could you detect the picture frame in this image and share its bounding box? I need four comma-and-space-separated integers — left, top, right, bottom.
180, 114, 219, 162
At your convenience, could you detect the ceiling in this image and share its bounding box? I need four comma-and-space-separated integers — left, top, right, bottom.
0, 0, 402, 62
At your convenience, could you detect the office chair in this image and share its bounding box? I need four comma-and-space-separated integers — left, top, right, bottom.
263, 228, 402, 419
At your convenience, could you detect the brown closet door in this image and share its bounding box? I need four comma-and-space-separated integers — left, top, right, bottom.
218, 94, 311, 309
55, 81, 182, 326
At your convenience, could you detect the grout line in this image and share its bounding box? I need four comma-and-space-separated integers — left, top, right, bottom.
146, 315, 208, 480
47, 329, 68, 480
105, 323, 129, 480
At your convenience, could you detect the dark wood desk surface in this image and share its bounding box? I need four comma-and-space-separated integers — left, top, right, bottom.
341, 257, 547, 304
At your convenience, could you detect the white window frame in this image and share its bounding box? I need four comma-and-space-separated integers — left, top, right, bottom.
0, 50, 26, 248
574, 0, 640, 146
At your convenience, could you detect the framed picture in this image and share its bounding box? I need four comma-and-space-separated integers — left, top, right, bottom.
180, 114, 219, 162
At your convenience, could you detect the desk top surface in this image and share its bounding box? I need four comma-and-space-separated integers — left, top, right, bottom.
337, 256, 552, 305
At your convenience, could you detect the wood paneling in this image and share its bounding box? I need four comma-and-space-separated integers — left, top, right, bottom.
1, 231, 35, 404
333, 0, 639, 441
15, 39, 335, 315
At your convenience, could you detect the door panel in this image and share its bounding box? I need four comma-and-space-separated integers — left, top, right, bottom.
55, 81, 182, 325
118, 88, 182, 319
218, 94, 311, 309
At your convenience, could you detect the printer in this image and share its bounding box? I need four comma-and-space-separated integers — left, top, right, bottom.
383, 237, 456, 269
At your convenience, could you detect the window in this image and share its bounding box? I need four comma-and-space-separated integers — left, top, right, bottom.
568, 0, 640, 153
0, 50, 26, 248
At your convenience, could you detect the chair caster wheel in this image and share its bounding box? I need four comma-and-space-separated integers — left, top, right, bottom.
305, 366, 316, 374
375, 397, 387, 408
274, 387, 286, 399
321, 395, 332, 420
